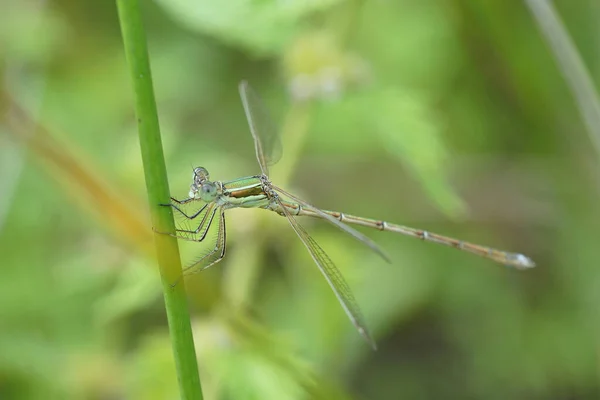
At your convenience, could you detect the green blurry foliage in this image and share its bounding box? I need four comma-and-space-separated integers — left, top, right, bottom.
313, 87, 467, 218
0, 4, 66, 63
371, 88, 467, 217
2, 0, 600, 399
155, 0, 343, 55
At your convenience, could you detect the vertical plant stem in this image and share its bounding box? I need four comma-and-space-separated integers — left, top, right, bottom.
116, 1, 203, 399
525, 0, 600, 158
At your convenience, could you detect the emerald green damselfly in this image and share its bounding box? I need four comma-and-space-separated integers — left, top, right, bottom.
165, 81, 535, 349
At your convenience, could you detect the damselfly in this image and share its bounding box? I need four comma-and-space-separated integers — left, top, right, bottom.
164, 81, 535, 349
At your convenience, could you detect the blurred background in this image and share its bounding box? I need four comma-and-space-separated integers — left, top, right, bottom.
2, 0, 599, 399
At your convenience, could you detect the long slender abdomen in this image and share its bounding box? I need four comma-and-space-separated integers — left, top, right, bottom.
285, 203, 535, 270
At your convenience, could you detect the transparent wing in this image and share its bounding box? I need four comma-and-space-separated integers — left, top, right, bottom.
170, 202, 218, 242
239, 80, 283, 176
272, 185, 391, 263
183, 208, 227, 275
277, 198, 377, 350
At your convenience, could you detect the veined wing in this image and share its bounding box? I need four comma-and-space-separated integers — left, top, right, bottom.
172, 202, 218, 243
277, 197, 377, 350
272, 184, 391, 263
183, 207, 227, 275
239, 80, 283, 176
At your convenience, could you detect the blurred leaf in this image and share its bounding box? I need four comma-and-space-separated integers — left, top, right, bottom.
5, 99, 153, 254
311, 86, 466, 217
126, 333, 179, 400
0, 3, 67, 63
154, 0, 343, 55
191, 314, 352, 400
366, 87, 467, 218
283, 31, 372, 100
356, 0, 461, 88
94, 259, 160, 326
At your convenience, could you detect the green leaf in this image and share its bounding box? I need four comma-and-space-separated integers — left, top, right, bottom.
154, 0, 343, 55
367, 87, 467, 218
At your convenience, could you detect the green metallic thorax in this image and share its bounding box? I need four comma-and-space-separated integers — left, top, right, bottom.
219, 175, 270, 209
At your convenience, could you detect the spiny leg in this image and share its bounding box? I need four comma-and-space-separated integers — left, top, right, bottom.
161, 198, 208, 220
156, 203, 216, 242
173, 203, 218, 242
169, 196, 194, 205
171, 209, 227, 287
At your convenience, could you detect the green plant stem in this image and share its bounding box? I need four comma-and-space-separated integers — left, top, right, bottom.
524, 0, 600, 159
116, 1, 203, 399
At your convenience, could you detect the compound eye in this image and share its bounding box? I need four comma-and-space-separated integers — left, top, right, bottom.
193, 167, 210, 184
200, 183, 217, 201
